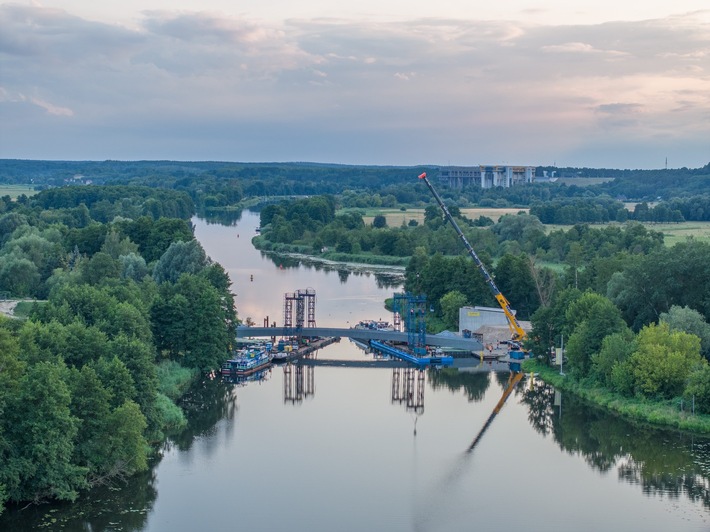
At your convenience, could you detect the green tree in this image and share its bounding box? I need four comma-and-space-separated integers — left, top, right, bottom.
103, 400, 149, 476
494, 253, 539, 320
527, 288, 582, 363
152, 274, 231, 371
372, 214, 388, 228
684, 364, 710, 414
67, 365, 113, 474
101, 230, 138, 259
660, 305, 710, 360
630, 322, 703, 399
440, 290, 467, 330
0, 326, 24, 513
5, 361, 87, 503
94, 356, 137, 409
0, 256, 40, 296
109, 335, 159, 434
119, 252, 149, 282
152, 239, 208, 284
591, 328, 636, 387
565, 292, 627, 378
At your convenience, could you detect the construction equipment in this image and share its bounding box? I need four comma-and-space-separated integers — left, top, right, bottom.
417, 172, 527, 343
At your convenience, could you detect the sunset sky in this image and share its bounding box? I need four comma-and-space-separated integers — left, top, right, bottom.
1, 1, 708, 168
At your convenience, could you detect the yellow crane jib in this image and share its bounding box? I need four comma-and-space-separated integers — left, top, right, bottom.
417, 172, 526, 343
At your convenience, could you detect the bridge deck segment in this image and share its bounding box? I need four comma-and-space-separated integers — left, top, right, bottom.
236, 326, 483, 351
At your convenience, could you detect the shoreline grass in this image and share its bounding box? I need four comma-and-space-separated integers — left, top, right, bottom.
522, 358, 710, 435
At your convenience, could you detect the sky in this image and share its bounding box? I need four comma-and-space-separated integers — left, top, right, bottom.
1, 1, 709, 169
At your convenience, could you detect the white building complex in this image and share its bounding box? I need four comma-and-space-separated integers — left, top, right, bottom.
458, 305, 514, 334
439, 166, 535, 189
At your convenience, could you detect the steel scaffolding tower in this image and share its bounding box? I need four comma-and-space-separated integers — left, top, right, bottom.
392, 292, 427, 355
283, 288, 317, 331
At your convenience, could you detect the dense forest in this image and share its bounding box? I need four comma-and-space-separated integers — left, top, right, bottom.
0, 185, 236, 513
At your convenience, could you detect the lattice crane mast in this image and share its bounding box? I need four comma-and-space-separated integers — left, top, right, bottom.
417, 172, 526, 343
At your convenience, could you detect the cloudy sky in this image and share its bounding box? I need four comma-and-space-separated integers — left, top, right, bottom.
1, 2, 709, 168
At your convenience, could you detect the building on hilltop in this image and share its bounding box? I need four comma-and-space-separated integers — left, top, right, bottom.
439, 165, 535, 189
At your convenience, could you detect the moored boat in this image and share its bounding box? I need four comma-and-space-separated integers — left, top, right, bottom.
221, 346, 272, 376
353, 319, 394, 332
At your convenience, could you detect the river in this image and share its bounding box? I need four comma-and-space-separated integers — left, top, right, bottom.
2, 210, 709, 531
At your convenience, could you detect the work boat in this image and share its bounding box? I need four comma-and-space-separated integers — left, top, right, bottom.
353, 319, 394, 332
221, 345, 272, 376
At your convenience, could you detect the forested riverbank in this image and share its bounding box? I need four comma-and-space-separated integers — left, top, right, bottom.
256, 194, 710, 429
0, 186, 236, 515
523, 359, 710, 434
2, 160, 710, 515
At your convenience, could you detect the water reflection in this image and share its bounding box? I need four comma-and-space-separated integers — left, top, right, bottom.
260, 250, 403, 289
428, 368, 491, 402
169, 376, 239, 453
283, 363, 315, 404
391, 368, 425, 414
199, 208, 244, 226
0, 469, 157, 532
222, 368, 272, 388
523, 383, 710, 510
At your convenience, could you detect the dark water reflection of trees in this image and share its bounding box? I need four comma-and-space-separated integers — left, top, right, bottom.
199, 208, 244, 226
523, 383, 710, 510
0, 375, 240, 532
262, 252, 403, 289
428, 369, 491, 402
0, 469, 157, 532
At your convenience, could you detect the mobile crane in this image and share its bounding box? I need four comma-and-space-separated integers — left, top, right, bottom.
418, 172, 528, 452
417, 172, 526, 343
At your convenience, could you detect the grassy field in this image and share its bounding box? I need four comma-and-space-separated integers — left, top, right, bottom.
354, 207, 528, 227
652, 221, 710, 245
555, 177, 614, 186
543, 220, 710, 245
0, 185, 37, 199
346, 208, 710, 245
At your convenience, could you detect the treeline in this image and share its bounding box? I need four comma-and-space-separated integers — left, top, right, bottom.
594, 163, 710, 199
2, 160, 709, 215
530, 196, 710, 224
31, 186, 194, 222
528, 288, 710, 416
0, 187, 236, 513
0, 185, 197, 298
257, 195, 667, 325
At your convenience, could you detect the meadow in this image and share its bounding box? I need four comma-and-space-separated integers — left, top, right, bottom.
359, 207, 527, 226
0, 184, 37, 199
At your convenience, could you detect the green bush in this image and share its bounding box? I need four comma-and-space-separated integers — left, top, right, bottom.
156, 360, 198, 401
154, 392, 187, 434
685, 364, 710, 414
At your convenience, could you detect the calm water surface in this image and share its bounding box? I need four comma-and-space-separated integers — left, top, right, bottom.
2, 211, 709, 531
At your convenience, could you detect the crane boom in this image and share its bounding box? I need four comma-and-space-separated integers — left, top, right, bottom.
417, 172, 526, 342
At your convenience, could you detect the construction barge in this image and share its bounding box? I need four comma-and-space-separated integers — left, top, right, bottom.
370, 340, 454, 367
271, 336, 340, 363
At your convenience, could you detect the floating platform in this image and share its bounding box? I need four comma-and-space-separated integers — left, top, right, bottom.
370, 340, 453, 367
274, 336, 340, 363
